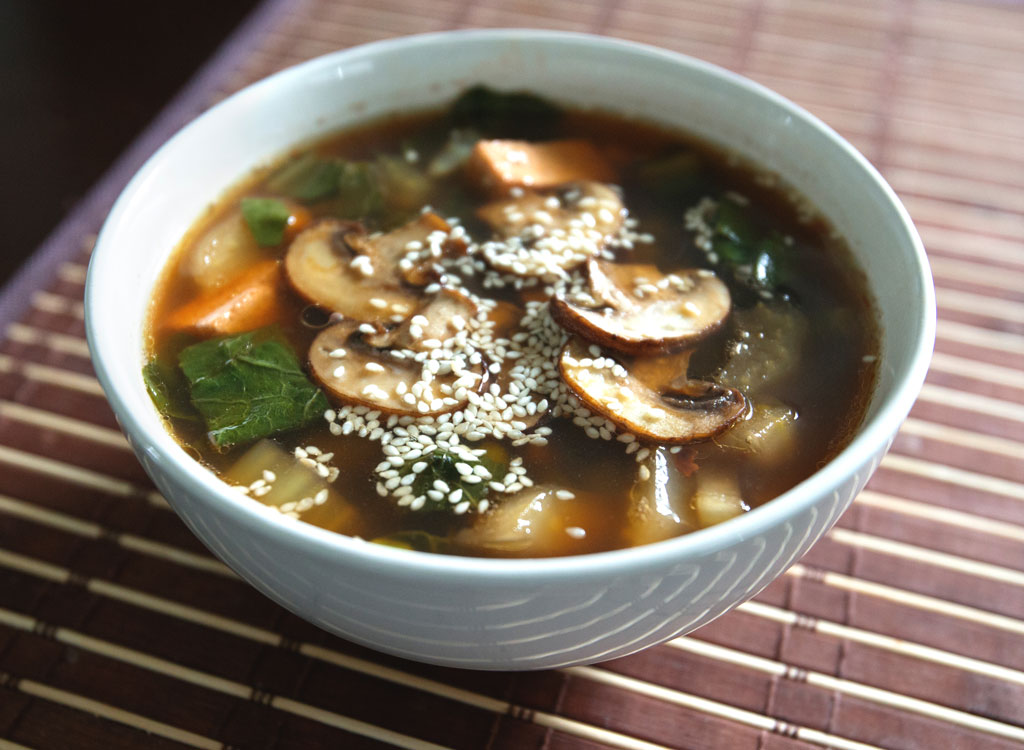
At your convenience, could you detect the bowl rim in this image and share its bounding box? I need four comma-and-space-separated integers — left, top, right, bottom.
86, 27, 936, 581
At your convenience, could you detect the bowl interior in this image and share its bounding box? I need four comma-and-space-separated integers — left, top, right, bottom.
87, 30, 933, 574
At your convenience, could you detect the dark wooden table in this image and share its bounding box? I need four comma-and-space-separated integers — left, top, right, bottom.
0, 0, 258, 287
0, 1, 1022, 748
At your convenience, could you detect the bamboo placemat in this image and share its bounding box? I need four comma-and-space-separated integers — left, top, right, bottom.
1, 0, 1022, 748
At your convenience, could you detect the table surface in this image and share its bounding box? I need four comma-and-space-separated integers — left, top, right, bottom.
0, 0, 1022, 748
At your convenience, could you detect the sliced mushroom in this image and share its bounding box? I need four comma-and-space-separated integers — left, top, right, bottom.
558, 337, 747, 443
391, 288, 478, 351
345, 211, 467, 287
478, 301, 548, 430
550, 259, 731, 355
477, 181, 624, 278
309, 291, 484, 417
284, 213, 466, 324
284, 220, 417, 324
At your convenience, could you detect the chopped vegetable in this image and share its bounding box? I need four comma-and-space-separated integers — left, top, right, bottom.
427, 128, 481, 177
450, 85, 562, 139
715, 400, 798, 463
142, 357, 198, 421
372, 530, 452, 554
718, 303, 808, 394
693, 470, 748, 527
633, 151, 703, 203
178, 329, 330, 448
187, 210, 265, 291
265, 152, 343, 203
164, 259, 282, 337
395, 450, 503, 512
241, 197, 292, 246
376, 154, 431, 213
701, 198, 794, 299
225, 439, 361, 533
468, 139, 615, 194
454, 486, 578, 555
336, 161, 383, 220
625, 447, 697, 546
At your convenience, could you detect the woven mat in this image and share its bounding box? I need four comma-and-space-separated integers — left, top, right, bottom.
1, 0, 1022, 748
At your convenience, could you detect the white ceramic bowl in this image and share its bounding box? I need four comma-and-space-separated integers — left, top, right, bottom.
86, 30, 934, 670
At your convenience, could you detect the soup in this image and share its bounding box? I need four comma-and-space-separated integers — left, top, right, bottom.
144, 87, 879, 557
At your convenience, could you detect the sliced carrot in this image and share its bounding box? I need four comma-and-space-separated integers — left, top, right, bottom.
468, 139, 616, 193
283, 204, 313, 242
165, 259, 283, 337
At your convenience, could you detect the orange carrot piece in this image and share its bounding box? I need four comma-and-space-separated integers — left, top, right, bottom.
468, 139, 616, 193
284, 204, 313, 243
165, 260, 283, 337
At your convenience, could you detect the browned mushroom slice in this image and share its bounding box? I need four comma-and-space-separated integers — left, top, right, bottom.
284, 220, 419, 324
479, 300, 548, 430
390, 288, 479, 351
284, 214, 467, 324
477, 181, 625, 277
309, 320, 477, 417
558, 337, 746, 443
550, 259, 731, 355
345, 211, 467, 287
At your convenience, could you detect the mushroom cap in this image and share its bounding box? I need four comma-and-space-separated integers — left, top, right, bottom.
550, 260, 732, 354
558, 337, 747, 443
345, 211, 467, 287
284, 220, 418, 324
477, 181, 625, 278
308, 290, 484, 417
284, 214, 466, 324
479, 300, 549, 431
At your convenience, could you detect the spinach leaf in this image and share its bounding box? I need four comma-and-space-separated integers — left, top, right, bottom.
266, 153, 342, 203
142, 357, 199, 421
450, 85, 562, 139
708, 199, 792, 299
178, 329, 329, 448
241, 197, 291, 246
396, 449, 503, 512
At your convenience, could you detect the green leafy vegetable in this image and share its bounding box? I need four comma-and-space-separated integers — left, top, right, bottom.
633, 151, 703, 203
708, 199, 791, 298
178, 329, 329, 448
397, 450, 503, 512
372, 530, 452, 554
450, 85, 562, 139
143, 357, 199, 421
266, 153, 343, 203
336, 162, 383, 220
240, 197, 291, 246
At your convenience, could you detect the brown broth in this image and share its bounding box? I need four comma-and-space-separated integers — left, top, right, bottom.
146, 101, 879, 557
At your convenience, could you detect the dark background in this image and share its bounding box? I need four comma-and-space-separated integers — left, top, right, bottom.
0, 0, 261, 287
